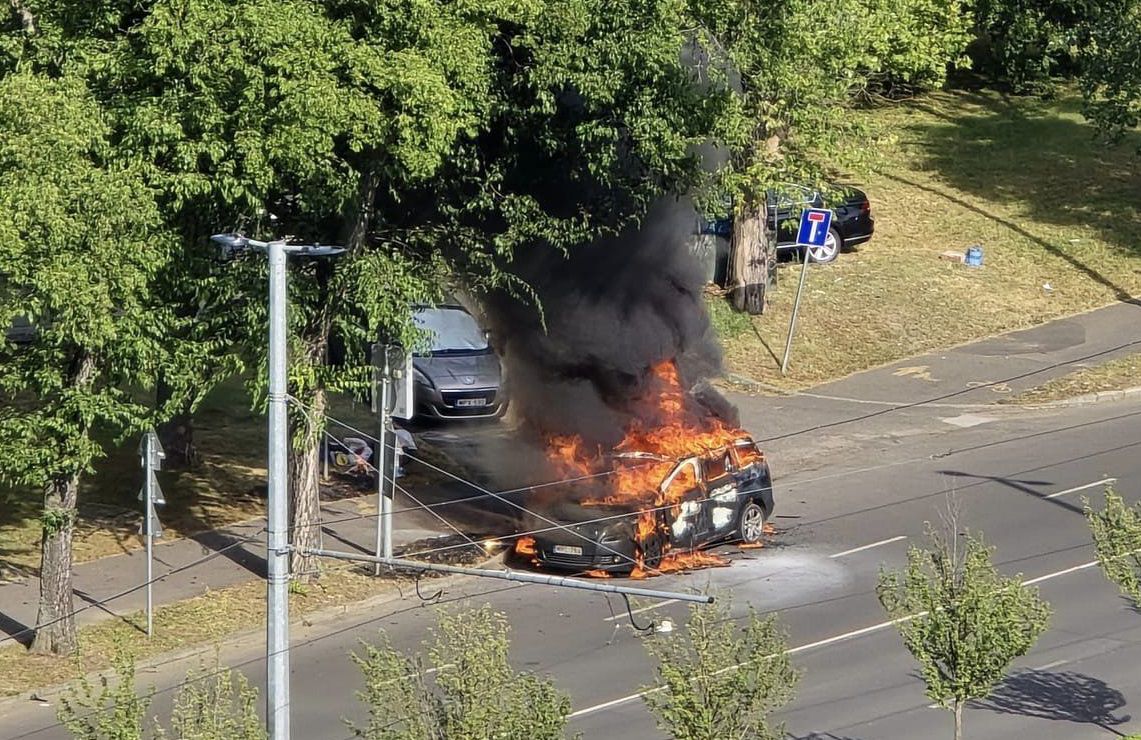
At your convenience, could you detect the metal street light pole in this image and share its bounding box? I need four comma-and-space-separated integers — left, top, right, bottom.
264, 239, 290, 740
211, 234, 343, 740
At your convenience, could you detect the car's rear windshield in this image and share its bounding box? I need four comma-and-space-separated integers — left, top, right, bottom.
413, 307, 490, 355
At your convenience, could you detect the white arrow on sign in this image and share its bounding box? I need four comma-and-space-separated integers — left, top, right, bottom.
138, 511, 163, 538
137, 472, 166, 506
138, 429, 166, 470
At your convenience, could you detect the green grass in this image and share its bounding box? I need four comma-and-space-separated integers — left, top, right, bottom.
0, 378, 448, 579
718, 86, 1141, 389
0, 378, 268, 579
1005, 353, 1141, 404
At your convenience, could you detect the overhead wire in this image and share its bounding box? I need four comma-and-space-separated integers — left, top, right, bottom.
0, 529, 266, 648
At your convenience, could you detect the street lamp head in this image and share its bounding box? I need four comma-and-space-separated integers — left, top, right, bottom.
287, 244, 345, 257
210, 233, 251, 260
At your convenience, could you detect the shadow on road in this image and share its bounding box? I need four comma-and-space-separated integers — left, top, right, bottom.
0, 610, 32, 647
934, 470, 1088, 516
191, 528, 267, 578
787, 733, 864, 740
974, 668, 1132, 735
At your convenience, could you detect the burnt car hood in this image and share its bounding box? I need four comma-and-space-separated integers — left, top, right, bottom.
528, 500, 636, 543
414, 352, 501, 391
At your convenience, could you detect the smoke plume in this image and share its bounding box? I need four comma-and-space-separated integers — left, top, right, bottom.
482, 195, 738, 449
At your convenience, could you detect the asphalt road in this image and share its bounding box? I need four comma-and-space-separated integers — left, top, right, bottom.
4, 397, 1141, 739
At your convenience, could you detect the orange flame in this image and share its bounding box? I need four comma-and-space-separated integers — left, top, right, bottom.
544, 360, 762, 577
514, 536, 537, 557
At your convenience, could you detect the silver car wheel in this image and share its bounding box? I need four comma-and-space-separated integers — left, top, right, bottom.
809, 228, 840, 264
739, 502, 766, 544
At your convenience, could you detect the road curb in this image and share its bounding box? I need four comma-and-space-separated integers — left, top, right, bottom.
1008, 386, 1141, 409
0, 553, 506, 715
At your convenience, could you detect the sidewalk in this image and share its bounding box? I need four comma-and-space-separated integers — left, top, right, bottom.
0, 487, 451, 645
5, 301, 1140, 648
731, 300, 1141, 456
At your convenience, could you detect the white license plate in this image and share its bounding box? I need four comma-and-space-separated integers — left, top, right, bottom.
455, 398, 488, 407
552, 545, 583, 556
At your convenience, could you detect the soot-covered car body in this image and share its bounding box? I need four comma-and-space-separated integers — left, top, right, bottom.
527, 438, 774, 573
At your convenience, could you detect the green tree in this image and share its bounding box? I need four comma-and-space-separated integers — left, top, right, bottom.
350, 604, 572, 740
1079, 0, 1141, 148
972, 0, 1087, 94
687, 0, 972, 313
641, 598, 800, 740
58, 646, 265, 740
877, 525, 1052, 740
1085, 486, 1141, 607
59, 649, 150, 740
159, 664, 265, 740
0, 71, 167, 654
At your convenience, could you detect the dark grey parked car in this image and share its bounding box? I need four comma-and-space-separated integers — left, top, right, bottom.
411, 305, 507, 421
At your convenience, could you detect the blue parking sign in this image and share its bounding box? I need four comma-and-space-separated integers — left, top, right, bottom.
796, 208, 833, 248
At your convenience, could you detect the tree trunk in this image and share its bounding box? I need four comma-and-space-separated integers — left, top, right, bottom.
287, 169, 379, 582
289, 386, 326, 582
155, 374, 198, 470
954, 700, 963, 740
728, 201, 776, 315
31, 474, 79, 654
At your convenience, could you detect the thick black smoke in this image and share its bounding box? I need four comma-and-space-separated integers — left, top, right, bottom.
482, 195, 739, 449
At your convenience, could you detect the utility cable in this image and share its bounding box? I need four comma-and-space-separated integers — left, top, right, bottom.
0, 529, 265, 648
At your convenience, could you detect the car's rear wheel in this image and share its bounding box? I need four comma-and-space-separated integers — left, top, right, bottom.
808, 227, 842, 264
738, 501, 767, 545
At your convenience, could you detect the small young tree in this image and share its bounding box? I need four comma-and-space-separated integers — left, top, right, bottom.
350, 604, 572, 740
877, 525, 1052, 740
58, 649, 150, 740
58, 643, 264, 740
157, 664, 265, 740
1085, 486, 1141, 608
641, 598, 800, 740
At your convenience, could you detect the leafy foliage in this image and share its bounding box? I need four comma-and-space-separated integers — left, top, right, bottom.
158, 664, 265, 740
642, 598, 799, 740
0, 71, 166, 487
349, 605, 572, 740
58, 646, 265, 740
877, 524, 1051, 737
1085, 486, 1141, 608
1079, 0, 1141, 147
58, 648, 150, 740
860, 0, 974, 91
971, 0, 1087, 94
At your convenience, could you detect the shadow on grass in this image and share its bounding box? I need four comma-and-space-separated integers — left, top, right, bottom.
896, 89, 1141, 287
973, 668, 1132, 735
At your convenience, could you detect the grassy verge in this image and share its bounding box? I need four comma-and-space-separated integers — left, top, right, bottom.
717, 86, 1141, 390
0, 539, 494, 698
0, 565, 390, 698
0, 378, 449, 580
1003, 353, 1141, 404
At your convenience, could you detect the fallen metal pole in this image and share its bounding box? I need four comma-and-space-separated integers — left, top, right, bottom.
304, 547, 714, 604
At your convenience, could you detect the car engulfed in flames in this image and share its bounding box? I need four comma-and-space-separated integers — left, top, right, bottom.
514, 361, 775, 578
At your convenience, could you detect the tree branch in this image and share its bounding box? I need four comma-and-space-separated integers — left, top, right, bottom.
9, 0, 36, 34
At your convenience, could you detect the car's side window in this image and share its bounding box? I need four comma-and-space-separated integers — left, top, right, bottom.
662, 459, 701, 496
732, 441, 763, 468
703, 452, 735, 482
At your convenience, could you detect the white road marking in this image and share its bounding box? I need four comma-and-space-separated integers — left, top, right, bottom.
941, 413, 996, 428
1044, 477, 1116, 499
829, 536, 908, 559
1034, 658, 1071, 671
569, 555, 1105, 720
602, 598, 680, 623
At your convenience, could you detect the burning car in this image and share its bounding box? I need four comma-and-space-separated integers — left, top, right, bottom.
520, 436, 774, 576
